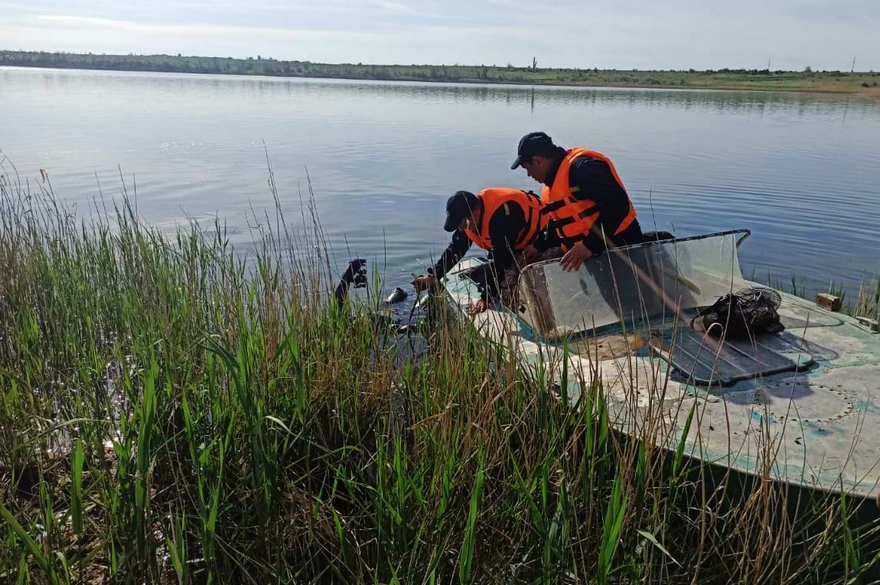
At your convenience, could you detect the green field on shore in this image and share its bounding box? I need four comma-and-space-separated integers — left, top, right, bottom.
2, 165, 880, 584
3, 50, 880, 95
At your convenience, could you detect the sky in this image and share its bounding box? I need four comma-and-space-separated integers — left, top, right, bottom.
1, 0, 878, 71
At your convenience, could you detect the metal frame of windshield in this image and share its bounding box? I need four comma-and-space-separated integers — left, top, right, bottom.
514, 229, 753, 343
525, 228, 752, 269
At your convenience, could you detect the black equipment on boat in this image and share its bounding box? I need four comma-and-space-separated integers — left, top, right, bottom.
334, 258, 367, 303
691, 287, 784, 339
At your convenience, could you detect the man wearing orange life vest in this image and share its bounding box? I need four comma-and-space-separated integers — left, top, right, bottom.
411, 188, 545, 313
510, 131, 642, 272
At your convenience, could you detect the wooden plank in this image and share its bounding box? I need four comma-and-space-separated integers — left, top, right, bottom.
816, 293, 842, 312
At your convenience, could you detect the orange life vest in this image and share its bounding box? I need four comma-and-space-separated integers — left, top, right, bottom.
541, 148, 637, 251
463, 188, 545, 251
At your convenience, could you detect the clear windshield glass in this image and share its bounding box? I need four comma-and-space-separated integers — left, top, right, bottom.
517, 231, 748, 339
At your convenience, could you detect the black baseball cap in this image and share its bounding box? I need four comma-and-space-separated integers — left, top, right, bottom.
443, 191, 480, 232
510, 131, 557, 169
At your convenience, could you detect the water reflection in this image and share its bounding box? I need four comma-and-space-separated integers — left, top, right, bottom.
9, 67, 877, 117
1, 67, 879, 297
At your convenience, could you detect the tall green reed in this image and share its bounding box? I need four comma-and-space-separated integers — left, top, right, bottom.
1, 165, 878, 584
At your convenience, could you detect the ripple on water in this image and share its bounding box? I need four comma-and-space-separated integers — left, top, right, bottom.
2, 68, 879, 297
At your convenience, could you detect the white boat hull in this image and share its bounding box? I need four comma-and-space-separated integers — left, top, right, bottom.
442, 234, 880, 503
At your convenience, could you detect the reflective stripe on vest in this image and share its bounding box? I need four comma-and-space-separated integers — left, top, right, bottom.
540, 148, 637, 251
463, 188, 546, 251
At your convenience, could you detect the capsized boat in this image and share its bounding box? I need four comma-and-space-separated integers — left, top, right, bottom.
441, 230, 880, 503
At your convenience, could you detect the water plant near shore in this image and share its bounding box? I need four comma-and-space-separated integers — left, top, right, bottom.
1, 168, 879, 584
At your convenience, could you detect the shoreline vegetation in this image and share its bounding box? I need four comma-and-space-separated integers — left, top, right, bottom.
2, 164, 880, 584
3, 50, 880, 96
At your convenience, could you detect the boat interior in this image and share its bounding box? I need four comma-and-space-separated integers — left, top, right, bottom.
453, 230, 838, 388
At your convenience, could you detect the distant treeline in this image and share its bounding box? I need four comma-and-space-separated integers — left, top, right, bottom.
2, 50, 878, 92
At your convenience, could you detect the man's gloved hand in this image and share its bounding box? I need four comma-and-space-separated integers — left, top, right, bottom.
411, 275, 437, 292
560, 242, 592, 272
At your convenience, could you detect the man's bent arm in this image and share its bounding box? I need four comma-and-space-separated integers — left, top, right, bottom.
431, 229, 471, 280
568, 158, 637, 253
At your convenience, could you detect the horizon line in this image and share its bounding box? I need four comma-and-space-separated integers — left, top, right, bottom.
2, 49, 875, 74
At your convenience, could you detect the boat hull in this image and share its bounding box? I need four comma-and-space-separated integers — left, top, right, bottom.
442, 246, 880, 504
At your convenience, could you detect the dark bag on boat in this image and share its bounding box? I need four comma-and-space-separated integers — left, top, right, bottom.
691, 287, 784, 338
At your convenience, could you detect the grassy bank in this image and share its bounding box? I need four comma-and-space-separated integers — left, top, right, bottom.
1, 168, 879, 584
3, 50, 880, 96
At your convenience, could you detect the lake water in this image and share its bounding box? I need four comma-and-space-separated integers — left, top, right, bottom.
2, 67, 879, 299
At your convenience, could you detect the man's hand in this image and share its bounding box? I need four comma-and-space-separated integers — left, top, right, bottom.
411, 275, 437, 292
560, 242, 592, 272
467, 299, 488, 314
519, 244, 539, 266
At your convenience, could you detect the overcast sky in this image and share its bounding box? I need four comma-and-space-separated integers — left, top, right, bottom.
2, 0, 878, 71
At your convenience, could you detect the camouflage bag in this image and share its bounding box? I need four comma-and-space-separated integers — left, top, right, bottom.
691, 287, 784, 338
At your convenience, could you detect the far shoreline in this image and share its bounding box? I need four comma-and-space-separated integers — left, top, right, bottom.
3, 50, 879, 98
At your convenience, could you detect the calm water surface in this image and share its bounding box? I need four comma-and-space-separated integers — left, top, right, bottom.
2, 67, 879, 298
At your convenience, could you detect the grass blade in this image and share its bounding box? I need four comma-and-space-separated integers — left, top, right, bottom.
70, 438, 84, 534
0, 503, 51, 574
637, 529, 681, 567
459, 454, 485, 585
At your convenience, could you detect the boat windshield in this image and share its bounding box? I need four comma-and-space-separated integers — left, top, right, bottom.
517, 230, 749, 340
